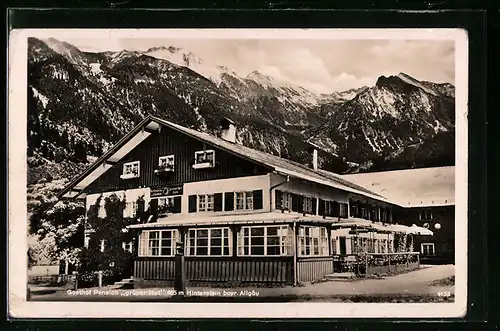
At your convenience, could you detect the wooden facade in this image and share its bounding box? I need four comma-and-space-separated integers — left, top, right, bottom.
134, 256, 294, 286
84, 126, 271, 194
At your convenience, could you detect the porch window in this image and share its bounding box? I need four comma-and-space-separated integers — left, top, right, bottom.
186, 227, 231, 256
198, 194, 215, 212
235, 191, 254, 210
421, 243, 435, 256
238, 225, 293, 256
121, 161, 140, 179
193, 150, 215, 169
388, 240, 394, 253
298, 226, 328, 257
145, 230, 178, 256
380, 239, 387, 253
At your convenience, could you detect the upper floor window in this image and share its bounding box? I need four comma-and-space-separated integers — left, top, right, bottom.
198, 194, 215, 212
99, 239, 106, 252
275, 190, 291, 210
98, 198, 106, 218
122, 241, 133, 253
421, 243, 435, 256
121, 161, 140, 179
303, 196, 314, 214
156, 155, 175, 173
235, 191, 254, 210
193, 150, 215, 169
419, 210, 434, 221
339, 203, 348, 218
124, 201, 138, 218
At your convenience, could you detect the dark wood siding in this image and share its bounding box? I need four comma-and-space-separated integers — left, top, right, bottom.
84, 126, 271, 194
134, 256, 294, 284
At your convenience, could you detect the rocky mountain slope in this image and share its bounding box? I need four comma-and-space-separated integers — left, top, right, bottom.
27, 37, 455, 186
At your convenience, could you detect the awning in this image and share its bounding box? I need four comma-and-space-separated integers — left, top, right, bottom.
127, 212, 305, 229
387, 224, 434, 235
126, 213, 432, 236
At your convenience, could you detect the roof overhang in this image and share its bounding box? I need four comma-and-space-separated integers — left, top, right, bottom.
273, 167, 391, 205
58, 117, 161, 199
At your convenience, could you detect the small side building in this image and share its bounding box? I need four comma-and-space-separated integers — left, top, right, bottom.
341, 166, 455, 264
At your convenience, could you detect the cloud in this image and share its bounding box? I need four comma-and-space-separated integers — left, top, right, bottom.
54, 37, 455, 92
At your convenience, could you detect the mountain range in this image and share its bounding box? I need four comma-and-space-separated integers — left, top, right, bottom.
26, 37, 455, 186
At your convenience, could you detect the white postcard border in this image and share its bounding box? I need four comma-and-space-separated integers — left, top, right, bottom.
8, 28, 469, 319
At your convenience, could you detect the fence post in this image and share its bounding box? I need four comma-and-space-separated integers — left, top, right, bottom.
98, 271, 103, 288
73, 271, 78, 290
365, 254, 368, 275
388, 254, 391, 272
174, 241, 186, 296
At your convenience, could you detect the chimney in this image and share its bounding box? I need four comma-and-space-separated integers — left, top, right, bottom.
220, 117, 237, 143
313, 149, 318, 171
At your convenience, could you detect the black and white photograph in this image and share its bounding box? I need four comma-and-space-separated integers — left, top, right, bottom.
8, 28, 468, 318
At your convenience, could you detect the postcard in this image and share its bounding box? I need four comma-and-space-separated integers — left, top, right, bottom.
8, 27, 468, 318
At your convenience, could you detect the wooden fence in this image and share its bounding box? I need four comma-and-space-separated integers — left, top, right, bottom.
297, 257, 334, 282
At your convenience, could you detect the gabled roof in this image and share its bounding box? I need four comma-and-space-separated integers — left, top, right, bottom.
340, 166, 455, 207
59, 115, 388, 202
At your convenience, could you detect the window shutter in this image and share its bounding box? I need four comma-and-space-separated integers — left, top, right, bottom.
150, 198, 158, 216
318, 199, 325, 216
188, 195, 197, 213
173, 196, 182, 213
138, 231, 148, 256
311, 198, 317, 215
275, 190, 283, 210
214, 193, 223, 211
291, 194, 299, 212
137, 199, 145, 218
224, 192, 234, 211
252, 190, 263, 210
333, 201, 340, 217
297, 195, 304, 213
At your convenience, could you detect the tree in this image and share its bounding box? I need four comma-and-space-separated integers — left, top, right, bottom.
28, 185, 86, 270
78, 194, 140, 281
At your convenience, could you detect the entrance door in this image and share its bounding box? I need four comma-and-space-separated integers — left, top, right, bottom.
339, 236, 347, 255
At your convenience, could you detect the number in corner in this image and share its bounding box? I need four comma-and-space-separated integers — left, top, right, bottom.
437, 291, 452, 297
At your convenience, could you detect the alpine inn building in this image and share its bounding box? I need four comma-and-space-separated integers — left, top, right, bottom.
58, 116, 449, 287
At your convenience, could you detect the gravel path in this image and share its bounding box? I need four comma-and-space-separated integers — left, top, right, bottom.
29, 265, 455, 302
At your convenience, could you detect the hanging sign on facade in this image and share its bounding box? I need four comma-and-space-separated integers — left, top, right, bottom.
151, 185, 184, 197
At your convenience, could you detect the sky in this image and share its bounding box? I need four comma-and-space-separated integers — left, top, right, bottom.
56, 37, 455, 94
